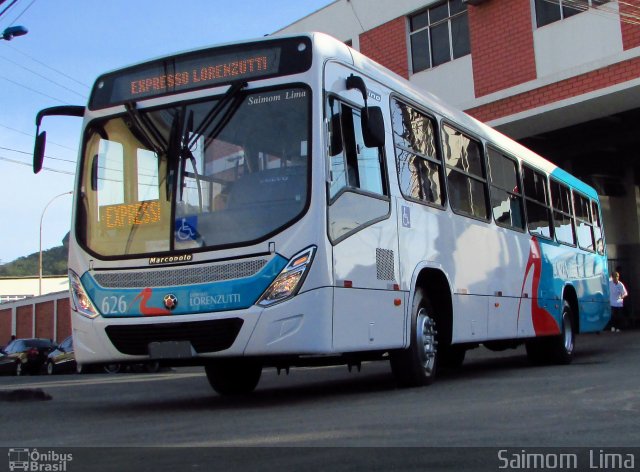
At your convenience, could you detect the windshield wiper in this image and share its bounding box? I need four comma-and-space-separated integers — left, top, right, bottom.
172, 81, 247, 210
124, 102, 167, 156
188, 80, 247, 149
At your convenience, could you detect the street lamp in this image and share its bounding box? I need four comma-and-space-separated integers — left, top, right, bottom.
1, 25, 28, 41
39, 191, 72, 296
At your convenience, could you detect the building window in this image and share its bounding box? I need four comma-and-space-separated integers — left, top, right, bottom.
535, 0, 611, 28
409, 0, 470, 73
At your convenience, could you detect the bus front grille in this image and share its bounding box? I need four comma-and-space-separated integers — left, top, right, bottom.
105, 318, 244, 355
94, 258, 268, 288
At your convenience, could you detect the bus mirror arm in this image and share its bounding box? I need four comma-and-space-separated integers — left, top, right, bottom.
346, 75, 385, 148
346, 74, 368, 111
33, 105, 85, 174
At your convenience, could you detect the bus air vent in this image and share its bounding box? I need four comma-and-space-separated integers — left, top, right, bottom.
376, 248, 395, 281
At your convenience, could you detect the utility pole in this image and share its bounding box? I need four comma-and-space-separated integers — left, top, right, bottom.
39, 191, 72, 295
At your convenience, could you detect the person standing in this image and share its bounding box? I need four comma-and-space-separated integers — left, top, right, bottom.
609, 271, 629, 331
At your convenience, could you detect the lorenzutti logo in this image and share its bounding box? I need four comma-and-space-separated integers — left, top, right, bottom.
163, 294, 178, 310
190, 292, 241, 307
149, 254, 193, 265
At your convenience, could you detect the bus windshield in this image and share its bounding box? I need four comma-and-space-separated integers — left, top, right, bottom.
77, 85, 310, 258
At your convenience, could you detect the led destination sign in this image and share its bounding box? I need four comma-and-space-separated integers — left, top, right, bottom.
90, 37, 312, 110
100, 200, 161, 230
129, 55, 270, 97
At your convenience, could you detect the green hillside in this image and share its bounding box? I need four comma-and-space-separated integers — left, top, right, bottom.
0, 234, 68, 277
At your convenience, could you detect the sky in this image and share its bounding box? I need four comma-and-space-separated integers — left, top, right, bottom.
0, 0, 335, 265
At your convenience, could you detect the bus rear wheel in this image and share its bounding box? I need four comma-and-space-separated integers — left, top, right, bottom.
526, 301, 575, 365
390, 288, 437, 387
205, 359, 262, 396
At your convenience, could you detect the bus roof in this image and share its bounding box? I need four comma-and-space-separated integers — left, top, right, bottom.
307, 32, 599, 200
88, 31, 599, 200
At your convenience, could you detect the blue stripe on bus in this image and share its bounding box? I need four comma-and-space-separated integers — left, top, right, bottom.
549, 167, 598, 199
80, 255, 288, 317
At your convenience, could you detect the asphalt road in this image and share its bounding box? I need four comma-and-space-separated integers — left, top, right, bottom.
1, 330, 638, 471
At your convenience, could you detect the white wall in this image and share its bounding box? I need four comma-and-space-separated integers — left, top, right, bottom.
534, 1, 623, 79
411, 54, 475, 108
274, 0, 439, 49
276, 0, 632, 123
0, 277, 69, 300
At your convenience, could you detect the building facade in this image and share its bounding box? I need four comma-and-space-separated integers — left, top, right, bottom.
0, 276, 69, 304
276, 0, 640, 314
0, 291, 71, 345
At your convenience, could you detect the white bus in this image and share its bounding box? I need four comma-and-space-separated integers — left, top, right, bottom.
34, 32, 609, 394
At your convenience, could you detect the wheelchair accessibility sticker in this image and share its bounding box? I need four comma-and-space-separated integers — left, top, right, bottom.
175, 216, 198, 241
401, 205, 411, 228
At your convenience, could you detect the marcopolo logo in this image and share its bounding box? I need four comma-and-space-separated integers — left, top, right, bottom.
148, 254, 193, 265
8, 448, 73, 471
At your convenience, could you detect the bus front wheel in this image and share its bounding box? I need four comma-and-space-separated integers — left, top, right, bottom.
205, 359, 262, 396
390, 288, 438, 387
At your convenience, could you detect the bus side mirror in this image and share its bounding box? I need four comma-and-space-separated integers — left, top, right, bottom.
33, 105, 85, 174
362, 106, 385, 148
33, 131, 46, 174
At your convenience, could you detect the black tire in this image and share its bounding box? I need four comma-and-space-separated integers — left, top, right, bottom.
390, 288, 438, 387
526, 301, 575, 365
439, 345, 466, 369
549, 301, 575, 364
145, 361, 161, 373
103, 363, 122, 374
525, 338, 547, 364
205, 359, 262, 396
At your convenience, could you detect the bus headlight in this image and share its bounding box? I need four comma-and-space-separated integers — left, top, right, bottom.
69, 270, 100, 319
257, 246, 316, 307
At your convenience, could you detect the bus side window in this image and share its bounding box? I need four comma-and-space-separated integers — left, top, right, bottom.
592, 201, 604, 255
523, 165, 553, 239
550, 179, 576, 246
328, 98, 386, 199
574, 192, 594, 251
391, 99, 444, 206
442, 124, 489, 220
487, 147, 524, 230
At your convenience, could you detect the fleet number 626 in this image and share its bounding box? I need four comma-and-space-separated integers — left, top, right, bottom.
101, 296, 127, 314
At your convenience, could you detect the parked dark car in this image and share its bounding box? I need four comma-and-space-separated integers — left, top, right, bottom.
0, 338, 57, 375
46, 336, 77, 375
